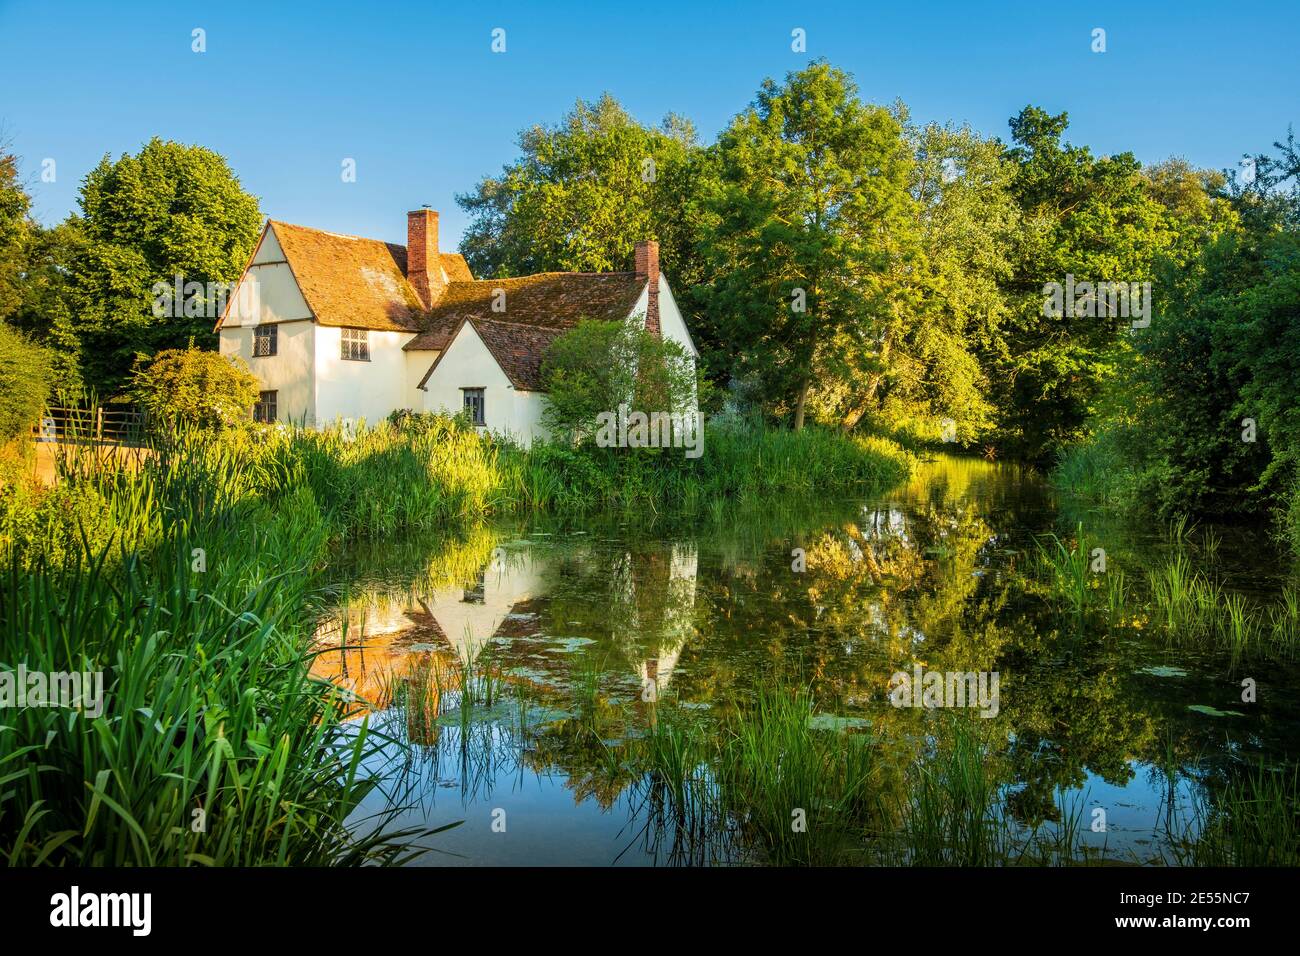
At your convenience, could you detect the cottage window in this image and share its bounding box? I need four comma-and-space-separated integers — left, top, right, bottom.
253, 323, 277, 357
462, 571, 486, 605
254, 390, 278, 423
341, 327, 370, 361
462, 387, 485, 426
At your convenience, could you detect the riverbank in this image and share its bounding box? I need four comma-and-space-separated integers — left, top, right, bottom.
0, 416, 912, 865
1052, 425, 1300, 559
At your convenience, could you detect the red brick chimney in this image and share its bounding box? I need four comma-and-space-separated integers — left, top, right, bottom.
407, 208, 443, 307
635, 240, 660, 336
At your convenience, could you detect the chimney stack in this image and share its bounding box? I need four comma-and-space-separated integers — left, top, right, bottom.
407, 208, 442, 307
635, 240, 660, 336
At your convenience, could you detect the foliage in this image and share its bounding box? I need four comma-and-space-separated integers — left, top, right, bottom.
457, 95, 709, 284
0, 321, 53, 444
0, 431, 422, 865
540, 317, 701, 444
854, 120, 1018, 444
1053, 132, 1300, 542
989, 108, 1228, 461
59, 138, 262, 395
700, 62, 918, 429
130, 347, 260, 431
0, 147, 32, 324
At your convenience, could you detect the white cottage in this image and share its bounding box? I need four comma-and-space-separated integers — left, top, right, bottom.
215, 209, 697, 444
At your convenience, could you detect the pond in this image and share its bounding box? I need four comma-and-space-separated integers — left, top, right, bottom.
310, 454, 1300, 865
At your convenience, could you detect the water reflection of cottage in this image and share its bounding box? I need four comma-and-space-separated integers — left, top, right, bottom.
636, 542, 698, 700
414, 551, 548, 663
314, 539, 703, 709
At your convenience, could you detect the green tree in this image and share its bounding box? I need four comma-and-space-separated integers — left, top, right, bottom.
829, 120, 1019, 442
1129, 140, 1299, 520
540, 317, 699, 445
131, 347, 260, 431
702, 62, 919, 430
0, 146, 32, 324
63, 138, 261, 396
992, 107, 1170, 460
0, 321, 53, 444
457, 95, 709, 282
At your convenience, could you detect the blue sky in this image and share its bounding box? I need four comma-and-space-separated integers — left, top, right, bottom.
1, 0, 1296, 250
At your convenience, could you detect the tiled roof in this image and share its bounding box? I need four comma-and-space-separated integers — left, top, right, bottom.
416, 319, 569, 392
473, 319, 569, 391
264, 221, 472, 332
223, 218, 652, 396
403, 272, 646, 351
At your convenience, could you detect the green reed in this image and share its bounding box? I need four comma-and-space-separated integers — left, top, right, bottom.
896, 716, 1005, 866
1030, 519, 1298, 659
1182, 763, 1300, 866
1034, 524, 1100, 622
0, 434, 422, 865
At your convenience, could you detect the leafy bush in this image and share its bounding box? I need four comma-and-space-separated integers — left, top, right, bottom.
131, 347, 259, 431
540, 317, 702, 444
0, 321, 53, 444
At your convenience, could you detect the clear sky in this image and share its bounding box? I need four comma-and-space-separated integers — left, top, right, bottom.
1, 0, 1296, 250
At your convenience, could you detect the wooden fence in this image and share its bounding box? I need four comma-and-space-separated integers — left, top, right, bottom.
33, 405, 149, 446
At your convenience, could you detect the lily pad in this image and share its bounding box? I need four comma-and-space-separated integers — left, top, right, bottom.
548, 636, 597, 653
435, 700, 517, 727
1139, 666, 1188, 678
808, 713, 872, 732
1187, 704, 1246, 718
520, 705, 574, 726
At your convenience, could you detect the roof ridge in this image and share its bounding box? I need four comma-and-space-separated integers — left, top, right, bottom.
270, 220, 466, 258
270, 219, 390, 245
453, 271, 639, 284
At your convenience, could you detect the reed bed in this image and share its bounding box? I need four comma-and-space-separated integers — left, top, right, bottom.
0, 434, 421, 865
1181, 763, 1300, 866
1033, 524, 1300, 659
1, 410, 912, 865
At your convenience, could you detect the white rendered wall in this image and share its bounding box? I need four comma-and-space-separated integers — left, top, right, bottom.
314, 327, 416, 429
419, 323, 549, 446
218, 319, 316, 426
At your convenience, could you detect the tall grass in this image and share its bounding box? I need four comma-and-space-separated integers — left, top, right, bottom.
896, 718, 1004, 866
712, 685, 879, 865
1184, 764, 1300, 866
504, 421, 913, 514
1034, 524, 1098, 623
1051, 426, 1144, 506
0, 435, 424, 865
1031, 523, 1299, 660
0, 412, 913, 865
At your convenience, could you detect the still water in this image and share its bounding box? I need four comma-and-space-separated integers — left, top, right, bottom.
311, 455, 1300, 865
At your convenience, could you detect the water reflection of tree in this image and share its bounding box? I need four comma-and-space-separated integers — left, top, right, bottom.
313, 462, 1264, 859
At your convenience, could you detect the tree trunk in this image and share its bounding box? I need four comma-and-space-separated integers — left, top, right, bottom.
792, 376, 811, 431
840, 339, 892, 433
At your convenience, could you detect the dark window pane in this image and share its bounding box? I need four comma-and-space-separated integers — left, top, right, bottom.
254, 390, 277, 423
254, 323, 277, 357
463, 388, 485, 426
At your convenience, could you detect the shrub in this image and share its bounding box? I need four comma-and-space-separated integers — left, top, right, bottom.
131, 347, 259, 431
0, 321, 53, 444
540, 317, 703, 444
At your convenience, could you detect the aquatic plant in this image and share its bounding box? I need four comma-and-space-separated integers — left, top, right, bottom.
0, 450, 420, 865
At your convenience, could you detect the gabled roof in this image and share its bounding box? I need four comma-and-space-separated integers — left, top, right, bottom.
417, 318, 570, 392
271, 221, 473, 331
219, 220, 473, 332
403, 272, 646, 351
